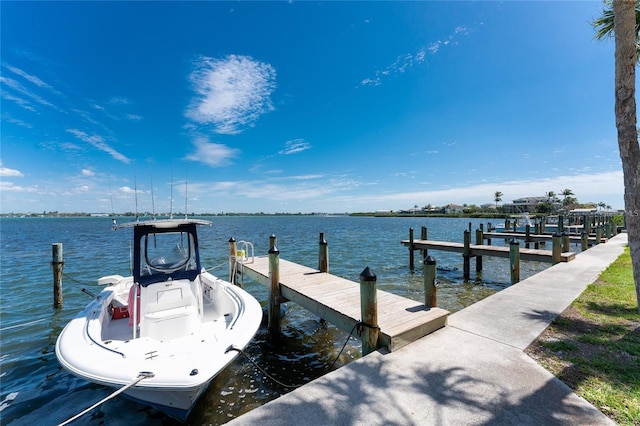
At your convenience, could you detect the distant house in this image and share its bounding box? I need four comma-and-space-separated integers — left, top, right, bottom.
444, 204, 464, 214
481, 203, 497, 210
502, 196, 550, 213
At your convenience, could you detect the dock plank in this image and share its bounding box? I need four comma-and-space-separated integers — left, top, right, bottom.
238, 256, 448, 352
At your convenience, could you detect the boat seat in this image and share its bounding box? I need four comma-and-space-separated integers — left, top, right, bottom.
141, 286, 199, 340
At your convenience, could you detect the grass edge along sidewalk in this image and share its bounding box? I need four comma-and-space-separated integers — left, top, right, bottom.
525, 247, 640, 426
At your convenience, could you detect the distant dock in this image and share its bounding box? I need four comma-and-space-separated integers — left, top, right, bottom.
401, 225, 578, 284
401, 238, 576, 263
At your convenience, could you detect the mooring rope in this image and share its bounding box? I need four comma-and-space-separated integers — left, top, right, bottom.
0, 318, 49, 332
57, 372, 154, 426
62, 272, 94, 286
225, 320, 373, 389
207, 261, 229, 271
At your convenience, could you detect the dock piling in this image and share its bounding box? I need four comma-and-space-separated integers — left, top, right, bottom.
475, 228, 483, 272
409, 228, 415, 269
509, 238, 520, 284
268, 234, 281, 337
421, 226, 428, 259
228, 237, 237, 285
562, 231, 570, 253
318, 232, 329, 273
359, 267, 379, 356
52, 243, 64, 308
424, 256, 437, 309
463, 230, 471, 280
552, 232, 562, 264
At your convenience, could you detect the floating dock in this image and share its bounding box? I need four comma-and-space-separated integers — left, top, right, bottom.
238, 256, 449, 352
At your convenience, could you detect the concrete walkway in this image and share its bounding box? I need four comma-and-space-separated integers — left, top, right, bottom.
228, 233, 628, 426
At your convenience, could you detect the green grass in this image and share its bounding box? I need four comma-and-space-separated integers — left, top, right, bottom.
529, 247, 640, 425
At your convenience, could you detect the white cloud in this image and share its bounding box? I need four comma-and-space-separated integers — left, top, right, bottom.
279, 139, 311, 155
67, 129, 131, 164
109, 96, 131, 105
334, 171, 625, 209
360, 25, 472, 87
0, 76, 55, 108
0, 181, 36, 192
119, 186, 142, 194
186, 54, 276, 134
3, 64, 54, 90
81, 168, 95, 177
185, 136, 239, 167
0, 163, 24, 177
1, 91, 36, 112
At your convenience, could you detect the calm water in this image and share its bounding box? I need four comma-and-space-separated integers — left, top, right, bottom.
0, 216, 576, 425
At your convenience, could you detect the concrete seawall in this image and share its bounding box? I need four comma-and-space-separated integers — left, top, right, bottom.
228, 233, 628, 425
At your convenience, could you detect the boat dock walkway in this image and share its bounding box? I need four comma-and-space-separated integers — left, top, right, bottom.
400, 238, 576, 262
238, 256, 449, 352
229, 233, 627, 426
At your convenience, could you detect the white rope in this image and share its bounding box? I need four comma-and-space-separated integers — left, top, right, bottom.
58, 372, 154, 426
0, 318, 48, 332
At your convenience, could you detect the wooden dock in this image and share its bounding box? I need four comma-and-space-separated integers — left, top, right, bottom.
401, 239, 576, 262
482, 231, 600, 244
238, 256, 449, 352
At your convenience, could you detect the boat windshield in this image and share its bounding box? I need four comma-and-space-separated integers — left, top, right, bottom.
141, 231, 197, 275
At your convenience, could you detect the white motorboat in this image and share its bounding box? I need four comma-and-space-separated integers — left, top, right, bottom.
55, 219, 262, 421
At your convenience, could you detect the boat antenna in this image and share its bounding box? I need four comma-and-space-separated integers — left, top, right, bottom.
109, 177, 117, 229
184, 171, 188, 219
169, 165, 174, 219
134, 164, 139, 222
148, 160, 156, 219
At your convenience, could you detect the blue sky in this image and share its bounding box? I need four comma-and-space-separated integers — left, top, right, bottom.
0, 1, 627, 214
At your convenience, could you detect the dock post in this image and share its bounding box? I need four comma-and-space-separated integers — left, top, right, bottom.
420, 226, 428, 259
487, 222, 492, 245
409, 228, 415, 269
505, 218, 510, 231
562, 231, 570, 253
552, 232, 562, 264
525, 224, 531, 249
52, 243, 64, 308
581, 231, 588, 251
318, 232, 329, 273
268, 234, 281, 337
583, 215, 589, 235
558, 214, 564, 233
605, 221, 611, 239
509, 238, 520, 284
228, 237, 237, 284
541, 216, 546, 234
463, 230, 471, 281
359, 267, 379, 356
595, 226, 603, 245
475, 228, 483, 272
423, 256, 437, 308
